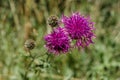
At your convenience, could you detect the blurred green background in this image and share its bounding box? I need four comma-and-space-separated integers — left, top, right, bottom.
0, 0, 120, 80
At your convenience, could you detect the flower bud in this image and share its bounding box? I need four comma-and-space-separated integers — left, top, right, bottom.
47, 15, 58, 27
24, 39, 35, 50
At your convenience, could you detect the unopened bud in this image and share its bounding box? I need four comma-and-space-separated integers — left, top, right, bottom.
47, 16, 58, 27
24, 39, 35, 50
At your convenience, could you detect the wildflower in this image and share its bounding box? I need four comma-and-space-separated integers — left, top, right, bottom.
47, 15, 59, 27
24, 39, 35, 50
44, 27, 71, 54
61, 12, 95, 48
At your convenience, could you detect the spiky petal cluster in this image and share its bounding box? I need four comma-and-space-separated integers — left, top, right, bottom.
44, 27, 71, 54
62, 12, 95, 48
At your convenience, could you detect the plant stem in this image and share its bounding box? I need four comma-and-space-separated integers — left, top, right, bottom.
46, 53, 51, 62
24, 50, 35, 80
35, 51, 48, 58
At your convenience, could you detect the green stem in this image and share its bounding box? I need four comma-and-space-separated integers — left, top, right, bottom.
35, 51, 47, 58
46, 53, 51, 62
24, 50, 35, 80
29, 50, 34, 59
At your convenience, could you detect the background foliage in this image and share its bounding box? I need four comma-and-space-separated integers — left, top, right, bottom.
0, 0, 120, 80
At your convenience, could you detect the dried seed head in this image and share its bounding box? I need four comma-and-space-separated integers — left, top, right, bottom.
24, 39, 35, 50
47, 15, 58, 27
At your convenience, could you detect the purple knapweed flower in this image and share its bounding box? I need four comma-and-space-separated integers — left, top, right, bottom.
44, 27, 71, 55
61, 12, 95, 48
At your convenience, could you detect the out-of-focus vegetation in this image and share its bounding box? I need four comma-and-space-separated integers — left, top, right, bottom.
0, 0, 120, 80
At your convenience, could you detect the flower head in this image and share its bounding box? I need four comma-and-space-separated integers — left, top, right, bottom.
61, 12, 95, 48
44, 27, 71, 54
